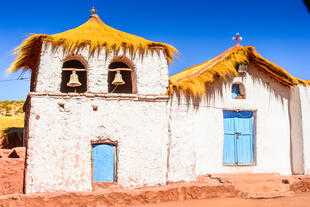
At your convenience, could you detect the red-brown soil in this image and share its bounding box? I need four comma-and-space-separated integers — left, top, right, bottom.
208, 173, 296, 198
1, 150, 310, 207
0, 176, 309, 207
0, 182, 238, 207
0, 147, 25, 195
129, 192, 310, 207
290, 177, 310, 192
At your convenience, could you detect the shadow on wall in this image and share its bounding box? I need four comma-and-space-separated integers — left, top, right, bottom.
174, 63, 290, 110
0, 127, 24, 149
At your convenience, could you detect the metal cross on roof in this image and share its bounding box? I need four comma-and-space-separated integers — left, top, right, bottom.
232, 33, 243, 45
90, 6, 97, 15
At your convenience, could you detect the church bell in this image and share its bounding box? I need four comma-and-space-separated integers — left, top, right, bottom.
67, 71, 82, 87
112, 71, 125, 85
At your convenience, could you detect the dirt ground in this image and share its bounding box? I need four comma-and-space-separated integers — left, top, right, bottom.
129, 192, 310, 207
0, 148, 25, 195
0, 173, 309, 206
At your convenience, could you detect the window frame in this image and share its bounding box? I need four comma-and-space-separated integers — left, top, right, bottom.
231, 82, 246, 99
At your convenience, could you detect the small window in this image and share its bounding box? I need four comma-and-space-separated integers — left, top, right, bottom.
60, 59, 87, 93
108, 62, 133, 94
232, 83, 246, 99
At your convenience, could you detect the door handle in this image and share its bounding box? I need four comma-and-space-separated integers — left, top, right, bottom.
235, 132, 241, 139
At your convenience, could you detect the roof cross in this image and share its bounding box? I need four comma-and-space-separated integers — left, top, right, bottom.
232, 33, 243, 45
90, 6, 97, 15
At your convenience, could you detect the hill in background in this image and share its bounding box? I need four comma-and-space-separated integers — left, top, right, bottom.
0, 101, 25, 117
0, 101, 25, 137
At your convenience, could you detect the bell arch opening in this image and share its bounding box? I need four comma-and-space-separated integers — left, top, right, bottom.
60, 57, 87, 93
108, 60, 136, 94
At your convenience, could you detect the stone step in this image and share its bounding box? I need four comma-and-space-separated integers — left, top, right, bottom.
241, 190, 294, 199
236, 183, 290, 194
210, 173, 295, 198
218, 178, 290, 184
211, 173, 280, 179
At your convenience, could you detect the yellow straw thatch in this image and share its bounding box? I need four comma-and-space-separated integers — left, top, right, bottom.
169, 45, 308, 99
8, 14, 177, 73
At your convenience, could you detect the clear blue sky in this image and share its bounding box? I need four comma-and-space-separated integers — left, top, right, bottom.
0, 0, 309, 100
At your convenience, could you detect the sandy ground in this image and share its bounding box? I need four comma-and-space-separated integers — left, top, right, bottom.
129, 192, 310, 207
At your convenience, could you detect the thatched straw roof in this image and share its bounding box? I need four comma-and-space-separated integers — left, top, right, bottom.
8, 14, 177, 73
169, 45, 309, 99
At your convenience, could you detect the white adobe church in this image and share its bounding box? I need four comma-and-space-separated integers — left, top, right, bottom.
8, 10, 310, 194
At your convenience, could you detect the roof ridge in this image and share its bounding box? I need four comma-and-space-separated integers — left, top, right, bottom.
88, 14, 102, 23
177, 44, 242, 82
169, 45, 308, 99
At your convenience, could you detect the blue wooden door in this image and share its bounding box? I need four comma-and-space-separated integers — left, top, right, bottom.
223, 111, 237, 165
223, 111, 254, 165
235, 111, 254, 165
92, 144, 115, 182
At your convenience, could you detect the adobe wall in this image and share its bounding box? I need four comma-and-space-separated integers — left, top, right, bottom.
289, 86, 304, 174
25, 42, 170, 193
36, 42, 169, 95
168, 63, 292, 182
26, 95, 169, 193
299, 86, 310, 174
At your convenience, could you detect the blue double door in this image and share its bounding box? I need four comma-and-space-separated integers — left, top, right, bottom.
92, 144, 116, 182
223, 111, 254, 165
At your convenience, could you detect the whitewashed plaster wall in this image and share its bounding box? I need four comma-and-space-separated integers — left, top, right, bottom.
168, 63, 292, 182
26, 42, 170, 193
167, 100, 197, 182
27, 41, 306, 192
26, 96, 169, 193
289, 86, 304, 174
36, 42, 169, 95
298, 86, 310, 175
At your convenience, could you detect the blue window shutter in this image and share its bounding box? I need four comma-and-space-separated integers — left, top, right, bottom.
92, 144, 115, 182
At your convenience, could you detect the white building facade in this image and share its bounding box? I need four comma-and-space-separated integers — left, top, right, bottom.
168, 64, 310, 183
25, 42, 172, 193
10, 14, 310, 194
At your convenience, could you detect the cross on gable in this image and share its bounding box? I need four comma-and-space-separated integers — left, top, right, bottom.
233, 33, 243, 45
90, 6, 97, 15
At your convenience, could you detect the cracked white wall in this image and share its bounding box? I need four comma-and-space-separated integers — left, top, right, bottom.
36, 42, 169, 95
26, 96, 169, 193
25, 42, 170, 193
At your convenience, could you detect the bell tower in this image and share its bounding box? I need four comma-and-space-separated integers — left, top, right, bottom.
9, 9, 177, 193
